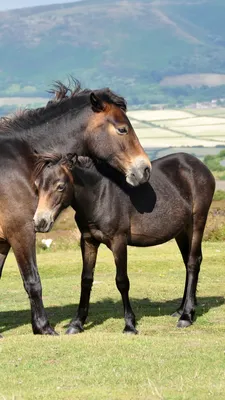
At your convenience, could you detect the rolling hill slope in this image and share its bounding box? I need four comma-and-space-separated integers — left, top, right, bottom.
1, 0, 225, 105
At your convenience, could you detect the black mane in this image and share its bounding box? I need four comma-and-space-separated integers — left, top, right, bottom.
33, 152, 64, 181
0, 78, 127, 135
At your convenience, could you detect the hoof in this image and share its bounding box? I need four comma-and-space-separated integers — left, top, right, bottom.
171, 310, 182, 318
123, 326, 138, 335
33, 325, 58, 335
0, 334, 3, 339
48, 329, 59, 336
177, 319, 192, 328
44, 325, 59, 335
66, 324, 84, 335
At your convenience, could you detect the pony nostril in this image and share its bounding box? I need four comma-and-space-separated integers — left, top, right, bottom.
38, 218, 47, 230
144, 166, 150, 181
126, 159, 151, 186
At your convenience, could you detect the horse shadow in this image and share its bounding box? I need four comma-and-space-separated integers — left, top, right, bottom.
0, 296, 224, 334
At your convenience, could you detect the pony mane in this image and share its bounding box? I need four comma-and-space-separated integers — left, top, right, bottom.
0, 77, 127, 135
47, 77, 82, 102
0, 78, 82, 135
48, 79, 127, 111
33, 152, 63, 181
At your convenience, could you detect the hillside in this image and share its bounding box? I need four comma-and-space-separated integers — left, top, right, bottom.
1, 0, 225, 106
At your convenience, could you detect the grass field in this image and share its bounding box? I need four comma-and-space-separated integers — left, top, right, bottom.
0, 240, 225, 400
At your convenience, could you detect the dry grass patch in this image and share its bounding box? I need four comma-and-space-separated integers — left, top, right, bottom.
174, 125, 225, 137
186, 108, 225, 116
129, 119, 150, 129
156, 117, 225, 127
127, 109, 193, 121
136, 127, 181, 139
139, 137, 223, 147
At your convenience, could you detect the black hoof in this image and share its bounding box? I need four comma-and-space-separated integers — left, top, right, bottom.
123, 326, 138, 335
33, 325, 58, 335
48, 329, 59, 336
177, 319, 192, 328
66, 324, 84, 335
171, 310, 182, 318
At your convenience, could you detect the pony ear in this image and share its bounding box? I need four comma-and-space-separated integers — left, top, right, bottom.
90, 92, 105, 112
65, 153, 78, 170
76, 156, 94, 169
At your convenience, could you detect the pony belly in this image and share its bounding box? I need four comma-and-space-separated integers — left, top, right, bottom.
129, 212, 190, 247
128, 232, 171, 247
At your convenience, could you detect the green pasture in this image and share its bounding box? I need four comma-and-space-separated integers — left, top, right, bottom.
0, 241, 225, 399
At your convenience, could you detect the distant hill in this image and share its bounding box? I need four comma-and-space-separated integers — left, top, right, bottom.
1, 0, 225, 107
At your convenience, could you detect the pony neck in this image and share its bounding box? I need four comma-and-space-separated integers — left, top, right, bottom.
72, 159, 128, 195
24, 109, 88, 155
1, 93, 91, 155
73, 160, 103, 188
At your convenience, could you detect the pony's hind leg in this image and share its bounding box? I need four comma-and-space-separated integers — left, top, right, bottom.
176, 216, 206, 328
112, 236, 137, 334
0, 241, 10, 278
66, 236, 99, 334
9, 224, 57, 335
172, 231, 190, 317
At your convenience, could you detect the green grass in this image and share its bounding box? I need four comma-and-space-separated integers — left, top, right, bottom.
0, 188, 224, 400
0, 241, 225, 399
213, 190, 225, 201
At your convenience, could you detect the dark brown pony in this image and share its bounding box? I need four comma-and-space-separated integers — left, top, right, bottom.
34, 152, 215, 334
0, 80, 151, 336
0, 81, 151, 185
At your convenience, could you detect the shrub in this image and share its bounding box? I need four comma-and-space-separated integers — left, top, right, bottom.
213, 190, 225, 201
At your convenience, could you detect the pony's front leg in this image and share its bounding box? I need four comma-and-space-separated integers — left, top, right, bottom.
111, 236, 137, 334
0, 241, 10, 337
0, 241, 10, 278
66, 236, 99, 334
9, 225, 57, 335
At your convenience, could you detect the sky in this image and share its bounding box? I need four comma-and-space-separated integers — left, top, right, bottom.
0, 0, 82, 11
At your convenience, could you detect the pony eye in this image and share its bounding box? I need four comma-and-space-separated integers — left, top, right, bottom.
117, 126, 128, 135
57, 183, 66, 192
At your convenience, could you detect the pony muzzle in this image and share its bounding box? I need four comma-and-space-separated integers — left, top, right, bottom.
126, 157, 152, 186
33, 211, 54, 233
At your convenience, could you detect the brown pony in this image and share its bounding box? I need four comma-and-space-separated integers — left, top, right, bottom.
0, 80, 151, 336
34, 152, 215, 334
